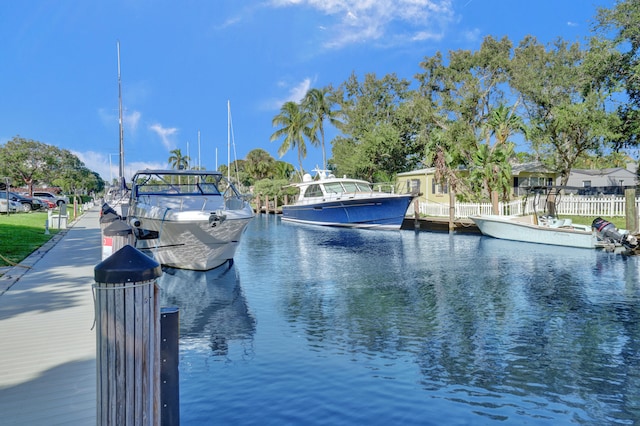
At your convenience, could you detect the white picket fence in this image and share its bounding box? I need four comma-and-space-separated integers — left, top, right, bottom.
419, 194, 640, 218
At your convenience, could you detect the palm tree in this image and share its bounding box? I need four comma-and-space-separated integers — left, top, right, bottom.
273, 161, 295, 180
245, 148, 275, 182
480, 104, 528, 212
168, 148, 190, 184
302, 87, 341, 170
270, 101, 312, 177
168, 148, 190, 170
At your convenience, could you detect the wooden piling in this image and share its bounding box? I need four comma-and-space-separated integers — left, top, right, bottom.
94, 245, 163, 426
449, 190, 455, 232
625, 188, 638, 233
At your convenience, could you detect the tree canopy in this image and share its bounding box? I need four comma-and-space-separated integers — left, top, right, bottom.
0, 136, 104, 195
265, 0, 639, 200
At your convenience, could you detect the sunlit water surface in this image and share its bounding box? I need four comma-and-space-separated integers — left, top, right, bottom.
157, 215, 640, 425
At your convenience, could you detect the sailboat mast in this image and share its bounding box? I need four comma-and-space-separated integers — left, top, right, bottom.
117, 40, 125, 183
227, 100, 231, 181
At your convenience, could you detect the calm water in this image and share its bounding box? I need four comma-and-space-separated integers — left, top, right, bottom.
157, 214, 640, 425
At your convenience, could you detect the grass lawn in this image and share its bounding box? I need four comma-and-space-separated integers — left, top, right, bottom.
561, 215, 627, 230
0, 211, 62, 267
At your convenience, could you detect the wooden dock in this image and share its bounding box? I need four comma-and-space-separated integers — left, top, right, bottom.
0, 209, 101, 425
401, 216, 481, 234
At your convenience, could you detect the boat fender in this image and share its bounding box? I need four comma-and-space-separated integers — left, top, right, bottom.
129, 216, 141, 228
209, 211, 226, 227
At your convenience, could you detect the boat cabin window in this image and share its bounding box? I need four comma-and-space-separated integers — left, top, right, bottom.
198, 182, 221, 195
355, 182, 372, 192
303, 184, 323, 198
324, 183, 343, 194
341, 182, 371, 193
343, 182, 371, 192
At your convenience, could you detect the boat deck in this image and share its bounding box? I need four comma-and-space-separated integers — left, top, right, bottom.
0, 209, 100, 425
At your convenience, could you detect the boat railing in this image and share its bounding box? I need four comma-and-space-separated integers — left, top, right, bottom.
371, 182, 396, 194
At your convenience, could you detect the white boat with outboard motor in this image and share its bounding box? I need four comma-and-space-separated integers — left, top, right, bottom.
469, 214, 598, 248
470, 186, 640, 250
127, 169, 254, 271
281, 169, 417, 230
469, 214, 640, 251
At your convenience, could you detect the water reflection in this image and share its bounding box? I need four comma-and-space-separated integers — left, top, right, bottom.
178, 215, 640, 425
156, 264, 255, 356
266, 222, 640, 423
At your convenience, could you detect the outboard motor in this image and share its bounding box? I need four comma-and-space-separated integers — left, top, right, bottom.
592, 217, 639, 249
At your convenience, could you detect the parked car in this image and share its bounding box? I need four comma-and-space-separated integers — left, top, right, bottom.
33, 191, 69, 206
34, 197, 56, 209
0, 191, 43, 212
0, 198, 21, 213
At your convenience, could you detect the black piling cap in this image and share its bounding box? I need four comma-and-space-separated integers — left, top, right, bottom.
94, 244, 162, 284
99, 211, 121, 224
103, 219, 133, 237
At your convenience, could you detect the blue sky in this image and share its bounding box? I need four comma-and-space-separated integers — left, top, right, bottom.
1, 0, 613, 182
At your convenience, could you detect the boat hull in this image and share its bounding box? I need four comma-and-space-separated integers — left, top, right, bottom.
470, 215, 597, 249
281, 195, 414, 230
133, 213, 252, 270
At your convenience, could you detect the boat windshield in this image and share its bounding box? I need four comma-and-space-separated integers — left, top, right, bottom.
134, 173, 224, 196
341, 182, 372, 193
323, 183, 343, 194
303, 184, 323, 198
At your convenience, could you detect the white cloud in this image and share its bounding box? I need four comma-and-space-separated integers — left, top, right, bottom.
269, 0, 454, 49
287, 78, 313, 103
461, 27, 481, 43
149, 123, 179, 151
124, 110, 141, 133
74, 150, 168, 182
266, 77, 313, 110
98, 107, 142, 135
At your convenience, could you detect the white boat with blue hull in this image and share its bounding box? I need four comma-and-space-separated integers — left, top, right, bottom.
282, 170, 416, 230
128, 169, 254, 271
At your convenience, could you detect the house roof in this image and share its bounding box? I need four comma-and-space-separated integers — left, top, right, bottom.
569, 167, 636, 177
397, 167, 436, 176
510, 161, 554, 175
397, 162, 554, 177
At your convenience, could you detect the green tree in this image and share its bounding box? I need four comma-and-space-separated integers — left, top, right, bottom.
270, 101, 312, 177
244, 149, 275, 183
332, 72, 420, 181
273, 161, 295, 180
168, 148, 190, 170
510, 36, 619, 186
479, 104, 528, 201
414, 36, 514, 201
302, 86, 342, 170
0, 136, 58, 194
595, 0, 640, 147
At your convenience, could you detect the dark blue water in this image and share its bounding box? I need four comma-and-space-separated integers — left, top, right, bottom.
157, 214, 640, 425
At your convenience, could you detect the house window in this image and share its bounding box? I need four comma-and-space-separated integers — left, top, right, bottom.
583, 181, 591, 188
407, 179, 420, 194
431, 179, 448, 195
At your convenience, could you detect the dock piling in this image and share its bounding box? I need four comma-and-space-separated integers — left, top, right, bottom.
94, 245, 163, 426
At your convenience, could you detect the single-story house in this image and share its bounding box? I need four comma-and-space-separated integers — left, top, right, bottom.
564, 164, 637, 195
396, 162, 559, 205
